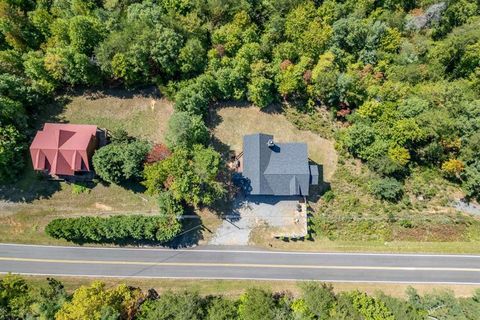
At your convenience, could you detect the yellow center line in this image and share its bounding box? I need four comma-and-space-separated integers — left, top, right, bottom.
0, 257, 479, 272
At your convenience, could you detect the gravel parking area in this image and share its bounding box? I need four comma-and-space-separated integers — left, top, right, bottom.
209, 195, 304, 245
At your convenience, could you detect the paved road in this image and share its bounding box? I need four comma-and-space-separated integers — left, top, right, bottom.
1, 243, 480, 284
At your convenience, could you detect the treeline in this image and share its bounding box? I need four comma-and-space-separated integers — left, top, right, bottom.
1, 275, 480, 320
1, 0, 479, 200
45, 214, 182, 244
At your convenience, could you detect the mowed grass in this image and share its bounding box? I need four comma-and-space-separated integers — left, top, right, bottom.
212, 104, 338, 181
58, 91, 173, 143
8, 275, 480, 298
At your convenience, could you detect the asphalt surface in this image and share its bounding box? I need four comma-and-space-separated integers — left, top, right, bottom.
1, 243, 480, 284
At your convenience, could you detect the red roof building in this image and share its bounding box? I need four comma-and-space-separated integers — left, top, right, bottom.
30, 123, 98, 176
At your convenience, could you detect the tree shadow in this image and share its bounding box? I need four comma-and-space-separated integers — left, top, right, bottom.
164, 210, 206, 248
0, 161, 63, 203
77, 85, 162, 100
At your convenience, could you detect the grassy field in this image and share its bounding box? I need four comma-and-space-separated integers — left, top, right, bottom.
9, 275, 480, 298
58, 89, 173, 143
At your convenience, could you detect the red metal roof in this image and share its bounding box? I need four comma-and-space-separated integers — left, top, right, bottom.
30, 123, 97, 176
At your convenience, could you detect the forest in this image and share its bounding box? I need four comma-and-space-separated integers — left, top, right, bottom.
0, 0, 479, 203
1, 275, 480, 319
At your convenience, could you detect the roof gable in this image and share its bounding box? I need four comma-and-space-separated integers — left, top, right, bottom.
242, 133, 311, 196
30, 123, 97, 175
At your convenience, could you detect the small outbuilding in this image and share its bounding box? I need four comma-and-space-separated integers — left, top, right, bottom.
240, 133, 319, 196
30, 123, 99, 177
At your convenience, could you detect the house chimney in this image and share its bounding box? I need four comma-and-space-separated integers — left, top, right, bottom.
267, 139, 274, 147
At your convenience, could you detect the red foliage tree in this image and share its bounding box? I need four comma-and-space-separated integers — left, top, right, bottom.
145, 144, 171, 164
280, 59, 293, 71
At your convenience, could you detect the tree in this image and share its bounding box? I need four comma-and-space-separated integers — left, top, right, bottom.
146, 143, 171, 164
93, 140, 151, 184
462, 161, 480, 200
341, 123, 376, 159
165, 111, 209, 149
174, 74, 216, 117
179, 38, 207, 75
0, 274, 31, 318
441, 159, 465, 179
247, 76, 274, 108
349, 291, 395, 320
0, 125, 26, 182
311, 51, 339, 106
137, 291, 205, 320
369, 177, 404, 202
238, 288, 277, 320
142, 146, 225, 207
56, 282, 143, 320
276, 56, 312, 99
150, 26, 183, 77
158, 190, 184, 217
299, 282, 336, 319
67, 15, 105, 55
44, 46, 99, 85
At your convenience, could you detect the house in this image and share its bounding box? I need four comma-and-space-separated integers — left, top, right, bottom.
30, 123, 99, 178
239, 133, 319, 196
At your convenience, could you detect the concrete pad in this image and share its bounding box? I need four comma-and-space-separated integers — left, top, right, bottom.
209, 195, 303, 245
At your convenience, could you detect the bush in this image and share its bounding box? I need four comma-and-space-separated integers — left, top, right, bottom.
71, 183, 90, 195
322, 190, 335, 203
45, 215, 182, 244
369, 177, 404, 202
399, 219, 414, 228
93, 140, 151, 184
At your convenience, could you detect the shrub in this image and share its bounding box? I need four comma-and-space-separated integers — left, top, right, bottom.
369, 177, 404, 202
71, 183, 90, 195
45, 215, 181, 244
93, 140, 151, 184
322, 190, 335, 203
399, 219, 414, 228
441, 159, 465, 179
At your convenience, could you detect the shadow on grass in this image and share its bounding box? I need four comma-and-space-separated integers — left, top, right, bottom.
0, 164, 62, 203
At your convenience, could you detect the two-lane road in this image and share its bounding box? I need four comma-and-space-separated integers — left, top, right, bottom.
1, 243, 480, 284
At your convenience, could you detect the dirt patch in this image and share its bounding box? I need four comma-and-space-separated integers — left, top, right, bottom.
212, 105, 338, 181
94, 203, 113, 211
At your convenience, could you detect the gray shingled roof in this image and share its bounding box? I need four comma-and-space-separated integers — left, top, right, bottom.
242, 133, 317, 196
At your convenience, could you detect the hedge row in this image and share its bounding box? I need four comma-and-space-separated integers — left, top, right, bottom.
45, 215, 182, 244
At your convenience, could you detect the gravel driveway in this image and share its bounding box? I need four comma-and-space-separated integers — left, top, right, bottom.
209, 195, 301, 245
